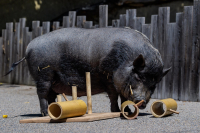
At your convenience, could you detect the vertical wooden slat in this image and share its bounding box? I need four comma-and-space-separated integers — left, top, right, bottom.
84, 21, 93, 29
119, 14, 126, 27
0, 37, 2, 81
42, 22, 50, 34
150, 15, 158, 99
182, 6, 193, 101
174, 13, 183, 100
165, 23, 176, 98
6, 23, 13, 83
142, 24, 151, 39
190, 0, 200, 102
158, 7, 170, 99
112, 20, 120, 27
37, 27, 43, 36
77, 16, 86, 28
135, 17, 145, 32
53, 22, 60, 31
126, 9, 136, 28
19, 18, 26, 84
63, 16, 70, 28
99, 5, 108, 28
32, 21, 40, 39
69, 11, 76, 27
2, 30, 7, 82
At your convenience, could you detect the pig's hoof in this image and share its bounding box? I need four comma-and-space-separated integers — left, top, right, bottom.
41, 112, 48, 117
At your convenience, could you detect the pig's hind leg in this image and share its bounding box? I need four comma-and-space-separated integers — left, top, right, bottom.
36, 80, 51, 116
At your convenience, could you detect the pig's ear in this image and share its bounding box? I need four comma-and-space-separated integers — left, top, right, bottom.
162, 67, 171, 77
133, 54, 145, 70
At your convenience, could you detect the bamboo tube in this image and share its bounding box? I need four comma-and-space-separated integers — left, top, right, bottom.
86, 72, 92, 114
72, 86, 77, 100
57, 95, 62, 102
62, 93, 69, 101
121, 101, 139, 119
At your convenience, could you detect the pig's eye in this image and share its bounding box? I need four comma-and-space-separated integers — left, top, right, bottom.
135, 74, 141, 81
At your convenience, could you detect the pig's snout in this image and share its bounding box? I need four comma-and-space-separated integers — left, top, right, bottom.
135, 100, 147, 109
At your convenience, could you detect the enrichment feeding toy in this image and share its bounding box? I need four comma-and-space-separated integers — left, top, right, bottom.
3, 115, 8, 118
150, 98, 179, 118
121, 100, 144, 119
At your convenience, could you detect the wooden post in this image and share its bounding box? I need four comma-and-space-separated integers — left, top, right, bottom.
84, 21, 93, 29
0, 37, 2, 82
190, 0, 200, 102
53, 22, 60, 30
99, 5, 108, 28
72, 86, 77, 100
86, 72, 92, 114
127, 9, 136, 29
57, 95, 62, 102
2, 30, 7, 82
63, 16, 70, 28
32, 21, 40, 39
37, 27, 43, 36
135, 17, 145, 32
77, 16, 86, 28
42, 22, 50, 34
69, 11, 76, 27
158, 7, 170, 99
182, 6, 193, 101
112, 20, 120, 27
119, 14, 126, 27
6, 22, 13, 84
23, 27, 29, 84
174, 13, 183, 100
19, 18, 26, 84
142, 24, 151, 39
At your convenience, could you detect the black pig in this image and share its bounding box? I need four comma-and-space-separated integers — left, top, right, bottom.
7, 28, 170, 116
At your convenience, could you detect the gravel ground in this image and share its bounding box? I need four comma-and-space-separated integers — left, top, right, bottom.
0, 83, 200, 133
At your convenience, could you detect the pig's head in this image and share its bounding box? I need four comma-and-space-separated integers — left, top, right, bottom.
113, 54, 170, 109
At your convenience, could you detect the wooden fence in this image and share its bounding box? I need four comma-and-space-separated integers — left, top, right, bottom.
0, 1, 200, 101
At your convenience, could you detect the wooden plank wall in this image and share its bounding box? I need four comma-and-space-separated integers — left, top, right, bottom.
0, 1, 200, 102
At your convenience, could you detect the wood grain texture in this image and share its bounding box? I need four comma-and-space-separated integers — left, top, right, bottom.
142, 24, 151, 40
2, 30, 7, 82
0, 37, 2, 81
112, 20, 120, 27
86, 72, 92, 114
120, 14, 126, 27
19, 112, 122, 123
77, 16, 86, 28
63, 16, 70, 28
99, 5, 108, 28
126, 9, 136, 28
42, 22, 50, 34
135, 17, 145, 32
69, 11, 76, 27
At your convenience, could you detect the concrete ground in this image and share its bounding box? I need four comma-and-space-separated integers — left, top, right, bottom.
0, 83, 200, 133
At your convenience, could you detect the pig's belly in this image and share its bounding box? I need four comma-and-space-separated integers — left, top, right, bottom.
52, 83, 105, 97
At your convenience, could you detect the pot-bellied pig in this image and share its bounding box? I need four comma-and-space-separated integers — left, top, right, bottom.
7, 28, 170, 116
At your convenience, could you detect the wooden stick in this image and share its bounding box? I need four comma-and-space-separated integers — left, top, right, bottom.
136, 100, 144, 107
169, 109, 179, 114
72, 86, 77, 100
62, 93, 69, 101
57, 95, 62, 102
86, 72, 92, 114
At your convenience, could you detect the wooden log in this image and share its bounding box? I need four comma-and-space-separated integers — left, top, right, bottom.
142, 24, 151, 40
119, 14, 126, 27
69, 11, 76, 27
190, 0, 200, 102
158, 7, 170, 99
32, 21, 40, 39
126, 9, 136, 28
175, 13, 183, 100
112, 20, 120, 27
182, 6, 193, 101
2, 30, 7, 82
37, 27, 43, 36
165, 23, 176, 98
77, 16, 86, 28
6, 23, 13, 84
57, 95, 62, 102
150, 15, 158, 99
86, 72, 92, 114
72, 86, 77, 100
63, 16, 70, 28
23, 27, 29, 84
0, 37, 2, 81
99, 5, 108, 28
13, 22, 20, 84
53, 22, 60, 30
135, 17, 145, 32
84, 21, 93, 29
19, 18, 26, 84
42, 22, 50, 34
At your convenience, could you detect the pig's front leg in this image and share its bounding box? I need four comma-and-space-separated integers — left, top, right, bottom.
120, 94, 131, 114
